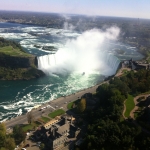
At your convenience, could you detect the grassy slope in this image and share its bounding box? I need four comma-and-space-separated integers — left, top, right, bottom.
48, 109, 65, 118
124, 94, 135, 117
0, 46, 45, 80
21, 121, 41, 132
0, 46, 32, 57
67, 102, 74, 109
41, 116, 50, 123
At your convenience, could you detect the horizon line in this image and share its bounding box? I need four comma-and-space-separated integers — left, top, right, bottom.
0, 9, 150, 20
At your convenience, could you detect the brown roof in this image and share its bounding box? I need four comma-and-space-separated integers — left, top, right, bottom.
44, 118, 59, 129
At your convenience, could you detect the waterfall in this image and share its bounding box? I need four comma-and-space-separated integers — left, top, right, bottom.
105, 53, 120, 73
38, 54, 56, 70
37, 52, 120, 75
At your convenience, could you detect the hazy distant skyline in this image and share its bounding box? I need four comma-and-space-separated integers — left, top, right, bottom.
0, 0, 150, 19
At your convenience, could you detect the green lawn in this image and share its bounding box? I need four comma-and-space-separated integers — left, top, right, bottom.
124, 94, 135, 117
21, 121, 41, 132
21, 124, 34, 132
67, 102, 74, 109
34, 121, 41, 126
48, 109, 65, 118
41, 116, 50, 123
0, 46, 32, 57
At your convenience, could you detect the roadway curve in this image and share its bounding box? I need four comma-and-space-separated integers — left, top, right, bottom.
5, 81, 107, 129
6, 67, 127, 129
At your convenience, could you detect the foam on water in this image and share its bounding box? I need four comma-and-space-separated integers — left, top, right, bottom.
37, 28, 122, 77
0, 22, 144, 122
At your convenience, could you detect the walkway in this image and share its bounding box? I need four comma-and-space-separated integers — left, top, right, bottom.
122, 93, 150, 134
122, 100, 127, 119
130, 94, 149, 119
115, 67, 131, 77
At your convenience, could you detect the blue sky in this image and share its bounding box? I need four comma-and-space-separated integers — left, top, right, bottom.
0, 0, 150, 19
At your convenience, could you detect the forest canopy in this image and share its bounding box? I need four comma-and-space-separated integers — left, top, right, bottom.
78, 69, 150, 150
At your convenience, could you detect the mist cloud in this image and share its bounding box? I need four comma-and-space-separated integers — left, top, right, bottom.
38, 26, 120, 76
63, 22, 75, 30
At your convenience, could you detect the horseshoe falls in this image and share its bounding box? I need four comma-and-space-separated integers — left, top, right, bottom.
37, 52, 120, 76
0, 22, 144, 122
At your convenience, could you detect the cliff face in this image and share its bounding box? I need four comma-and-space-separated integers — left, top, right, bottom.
0, 54, 34, 68
0, 37, 45, 80
0, 54, 45, 80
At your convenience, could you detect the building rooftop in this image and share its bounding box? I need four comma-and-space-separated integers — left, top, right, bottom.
44, 118, 60, 129
57, 123, 70, 136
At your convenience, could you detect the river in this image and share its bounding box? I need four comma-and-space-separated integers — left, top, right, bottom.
0, 22, 144, 122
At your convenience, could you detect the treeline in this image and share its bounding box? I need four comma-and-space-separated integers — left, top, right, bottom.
0, 11, 64, 28
119, 69, 150, 95
0, 37, 24, 53
0, 123, 26, 150
1, 10, 150, 35
0, 67, 45, 80
78, 69, 150, 150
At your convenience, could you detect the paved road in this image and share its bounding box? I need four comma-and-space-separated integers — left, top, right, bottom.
4, 66, 125, 129
5, 81, 106, 129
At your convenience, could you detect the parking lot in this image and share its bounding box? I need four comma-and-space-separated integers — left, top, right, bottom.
22, 132, 40, 150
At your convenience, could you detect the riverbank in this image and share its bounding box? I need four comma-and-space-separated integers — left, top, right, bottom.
0, 38, 45, 80
5, 66, 128, 128
4, 78, 108, 128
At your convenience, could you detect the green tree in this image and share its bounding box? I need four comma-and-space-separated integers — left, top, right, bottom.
77, 98, 86, 113
40, 143, 45, 150
0, 123, 6, 148
4, 137, 16, 150
13, 125, 26, 144
27, 110, 34, 124
96, 83, 109, 102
